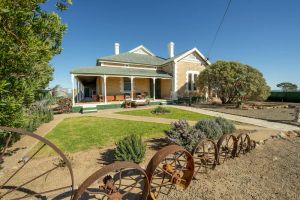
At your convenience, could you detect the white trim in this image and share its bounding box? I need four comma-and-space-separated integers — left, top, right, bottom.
172, 62, 178, 100
152, 77, 156, 101
71, 74, 75, 106
71, 73, 172, 79
185, 71, 199, 92
130, 76, 134, 100
103, 75, 107, 103
174, 48, 210, 65
129, 45, 155, 56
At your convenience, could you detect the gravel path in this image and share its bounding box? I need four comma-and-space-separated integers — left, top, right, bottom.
164, 137, 300, 200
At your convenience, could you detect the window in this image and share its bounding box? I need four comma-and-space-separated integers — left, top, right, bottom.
193, 74, 197, 90
123, 77, 131, 91
186, 71, 199, 91
188, 73, 192, 91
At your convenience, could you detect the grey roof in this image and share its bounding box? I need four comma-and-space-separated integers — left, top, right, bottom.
71, 66, 172, 78
162, 50, 191, 64
98, 52, 167, 66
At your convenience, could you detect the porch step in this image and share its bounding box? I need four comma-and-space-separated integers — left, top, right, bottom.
81, 106, 97, 114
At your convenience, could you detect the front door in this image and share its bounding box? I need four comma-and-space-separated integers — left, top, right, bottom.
150, 79, 161, 99
84, 87, 90, 98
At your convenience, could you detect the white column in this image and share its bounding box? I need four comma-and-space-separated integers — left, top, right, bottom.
103, 75, 107, 103
130, 76, 134, 100
76, 77, 79, 103
71, 74, 75, 106
172, 62, 178, 100
153, 78, 156, 101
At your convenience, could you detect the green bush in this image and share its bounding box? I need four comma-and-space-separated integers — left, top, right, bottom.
195, 119, 222, 140
151, 106, 171, 114
214, 117, 236, 134
165, 120, 205, 151
114, 134, 146, 164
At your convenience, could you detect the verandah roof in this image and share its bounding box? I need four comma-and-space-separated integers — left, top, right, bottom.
70, 66, 172, 78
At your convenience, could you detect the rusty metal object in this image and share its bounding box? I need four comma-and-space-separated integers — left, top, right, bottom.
0, 126, 74, 199
250, 140, 256, 150
72, 161, 149, 200
236, 133, 251, 156
143, 144, 194, 200
192, 139, 218, 178
217, 134, 237, 164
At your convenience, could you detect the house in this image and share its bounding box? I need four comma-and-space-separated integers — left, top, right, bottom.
70, 42, 210, 111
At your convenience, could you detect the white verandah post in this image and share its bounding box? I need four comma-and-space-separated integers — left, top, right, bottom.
76, 77, 79, 103
130, 76, 134, 100
71, 74, 75, 106
153, 77, 156, 101
103, 75, 107, 103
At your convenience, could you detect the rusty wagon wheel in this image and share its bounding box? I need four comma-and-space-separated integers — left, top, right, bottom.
0, 126, 74, 200
143, 145, 194, 200
72, 161, 149, 200
192, 139, 218, 179
217, 134, 237, 164
236, 133, 251, 156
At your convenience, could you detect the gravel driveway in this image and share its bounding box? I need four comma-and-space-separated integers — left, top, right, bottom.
164, 137, 300, 200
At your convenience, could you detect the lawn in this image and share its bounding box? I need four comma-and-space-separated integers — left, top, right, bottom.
36, 117, 169, 154
116, 107, 214, 121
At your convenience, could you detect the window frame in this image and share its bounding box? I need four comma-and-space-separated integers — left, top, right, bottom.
123, 77, 131, 92
186, 71, 199, 92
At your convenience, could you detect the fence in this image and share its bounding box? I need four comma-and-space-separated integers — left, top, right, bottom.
268, 91, 300, 102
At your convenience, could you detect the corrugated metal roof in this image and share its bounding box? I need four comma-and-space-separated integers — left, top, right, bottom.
71, 66, 172, 78
98, 52, 166, 66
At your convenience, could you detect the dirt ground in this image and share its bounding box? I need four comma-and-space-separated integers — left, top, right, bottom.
193, 101, 300, 127
0, 124, 298, 199
165, 137, 300, 200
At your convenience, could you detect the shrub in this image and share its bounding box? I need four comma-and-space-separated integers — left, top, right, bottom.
214, 117, 236, 134
195, 119, 222, 140
165, 120, 205, 151
151, 106, 171, 114
114, 134, 146, 164
25, 100, 54, 132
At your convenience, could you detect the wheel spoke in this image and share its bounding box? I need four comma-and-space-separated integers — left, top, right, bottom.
0, 143, 46, 189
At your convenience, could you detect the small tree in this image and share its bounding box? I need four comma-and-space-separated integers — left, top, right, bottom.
197, 61, 271, 105
277, 82, 298, 92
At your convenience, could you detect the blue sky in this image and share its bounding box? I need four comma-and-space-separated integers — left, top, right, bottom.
45, 0, 300, 90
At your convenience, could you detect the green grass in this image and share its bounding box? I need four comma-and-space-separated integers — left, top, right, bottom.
116, 107, 214, 121
35, 117, 169, 154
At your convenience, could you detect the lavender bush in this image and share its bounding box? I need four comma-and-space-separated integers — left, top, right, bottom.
164, 119, 205, 151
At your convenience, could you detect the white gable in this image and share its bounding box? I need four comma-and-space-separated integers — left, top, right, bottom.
129, 45, 155, 56
182, 52, 204, 64
174, 48, 210, 65
133, 48, 151, 55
